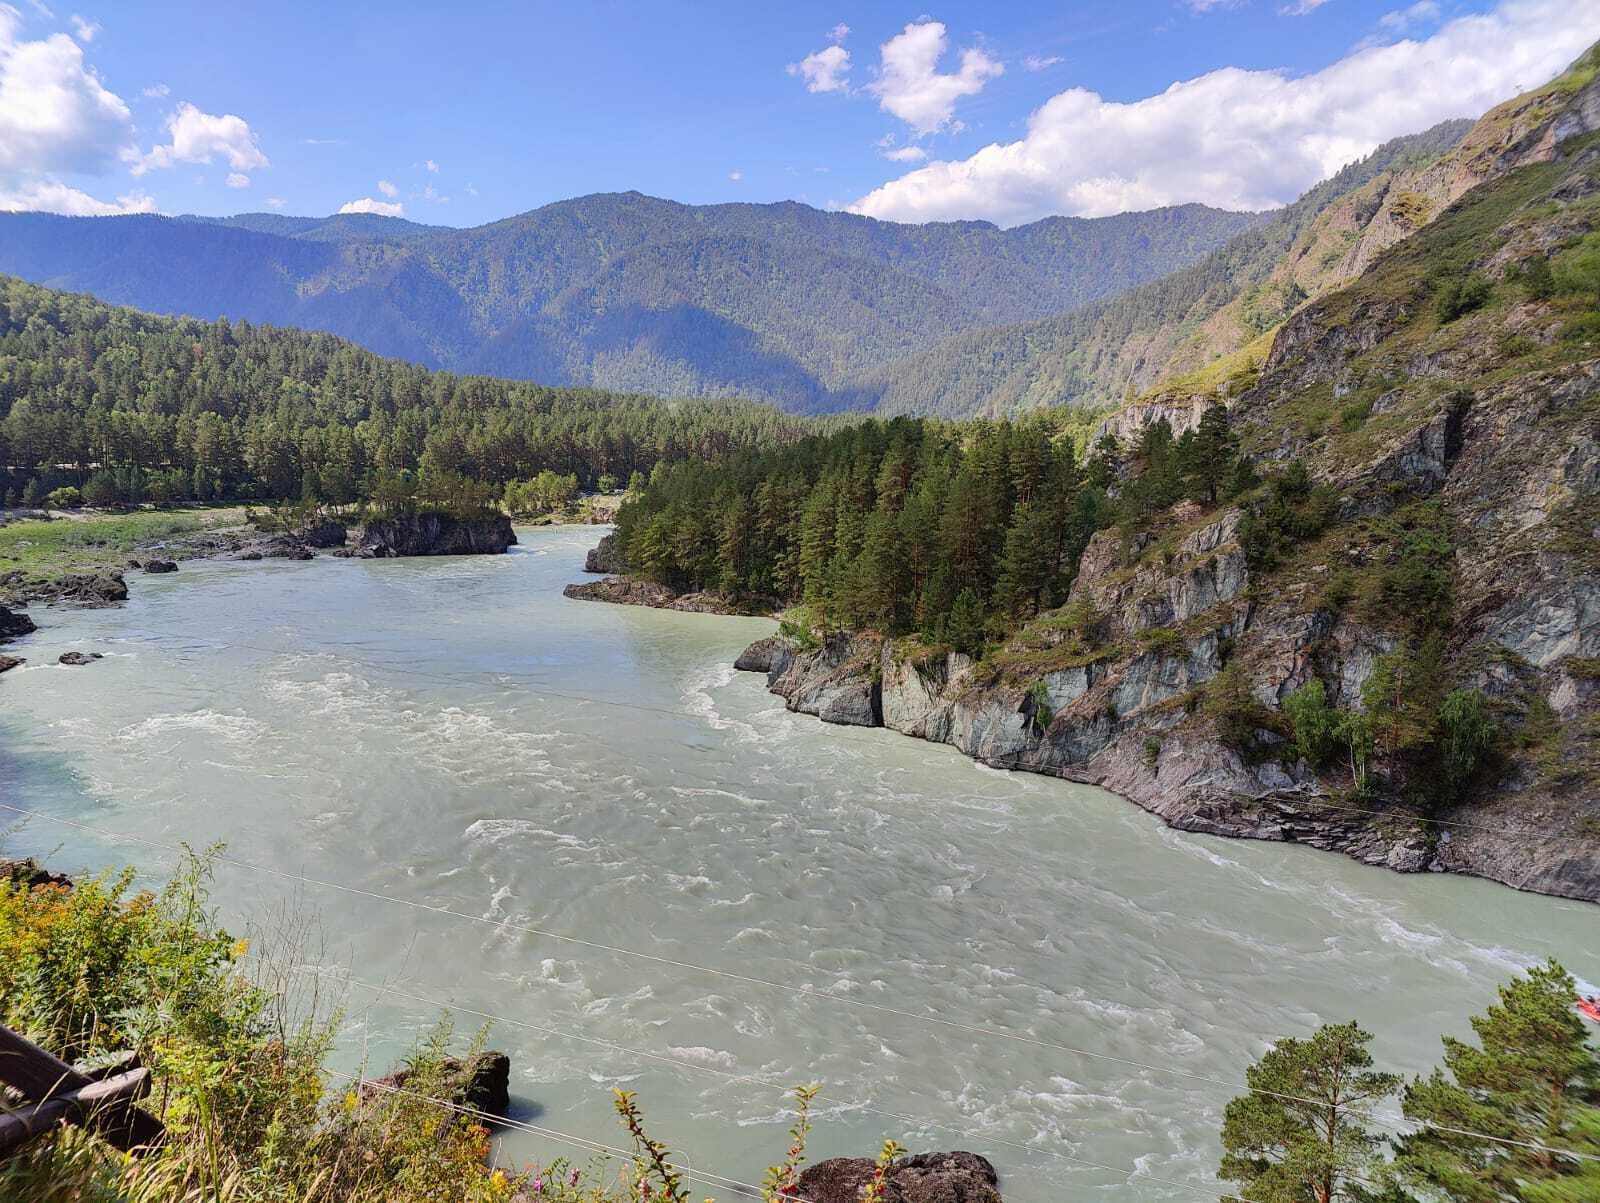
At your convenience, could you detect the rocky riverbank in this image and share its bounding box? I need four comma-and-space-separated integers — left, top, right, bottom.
562, 574, 765, 615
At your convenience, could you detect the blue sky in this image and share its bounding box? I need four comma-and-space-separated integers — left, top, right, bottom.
0, 0, 1594, 227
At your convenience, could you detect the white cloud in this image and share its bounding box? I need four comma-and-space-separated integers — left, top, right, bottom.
0, 177, 152, 215
424, 158, 438, 172
464, 182, 478, 196
421, 182, 447, 203
1281, 0, 1333, 12
225, 171, 248, 188
338, 196, 403, 217
68, 13, 97, 41
265, 195, 284, 208
1023, 54, 1062, 72
728, 169, 743, 181
376, 178, 397, 197
0, 8, 132, 175
131, 101, 267, 175
788, 43, 850, 93
868, 20, 1002, 136
851, 0, 1597, 227
883, 145, 928, 162
141, 81, 168, 98
1379, 1, 1441, 30
828, 22, 849, 41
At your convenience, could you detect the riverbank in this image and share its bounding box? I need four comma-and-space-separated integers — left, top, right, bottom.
565, 543, 1600, 905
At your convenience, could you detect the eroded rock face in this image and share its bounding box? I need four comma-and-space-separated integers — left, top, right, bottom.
0, 655, 23, 673
796, 1153, 1001, 1203
357, 512, 516, 557
49, 572, 128, 607
562, 576, 749, 615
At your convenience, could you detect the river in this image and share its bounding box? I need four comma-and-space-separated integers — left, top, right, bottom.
0, 525, 1594, 1202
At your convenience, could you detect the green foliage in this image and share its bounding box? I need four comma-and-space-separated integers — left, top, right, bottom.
1436, 688, 1496, 797
1434, 272, 1493, 324
504, 470, 580, 517
1282, 679, 1339, 769
0, 276, 830, 511
1219, 1021, 1400, 1203
44, 485, 83, 509
1552, 232, 1600, 304
1239, 462, 1337, 571
1137, 626, 1188, 659
1204, 662, 1276, 756
1395, 960, 1600, 1203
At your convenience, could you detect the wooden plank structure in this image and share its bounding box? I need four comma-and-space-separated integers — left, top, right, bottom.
0, 1024, 163, 1157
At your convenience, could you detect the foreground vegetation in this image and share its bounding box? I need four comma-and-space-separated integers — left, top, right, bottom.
0, 508, 246, 584
1, 857, 1593, 1202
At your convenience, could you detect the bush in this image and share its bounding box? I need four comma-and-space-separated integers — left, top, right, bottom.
45, 486, 83, 509
1437, 687, 1495, 798
1282, 679, 1339, 769
82, 471, 123, 508
1434, 273, 1492, 324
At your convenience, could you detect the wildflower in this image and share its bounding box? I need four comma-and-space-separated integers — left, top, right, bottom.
343, 1089, 359, 1112
231, 937, 250, 959
532, 1176, 544, 1194
490, 1169, 509, 1192
569, 1167, 582, 1187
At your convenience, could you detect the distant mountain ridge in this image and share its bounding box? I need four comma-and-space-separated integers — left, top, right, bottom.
0, 195, 1262, 413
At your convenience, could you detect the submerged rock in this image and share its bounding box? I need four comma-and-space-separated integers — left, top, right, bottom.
358, 512, 516, 557
0, 655, 23, 673
58, 651, 103, 666
143, 559, 178, 574
797, 1153, 1001, 1203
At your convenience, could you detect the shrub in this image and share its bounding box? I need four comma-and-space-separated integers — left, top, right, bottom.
1138, 626, 1188, 658
1436, 688, 1495, 797
1434, 273, 1492, 324
45, 485, 83, 509
1205, 663, 1275, 755
1282, 679, 1339, 769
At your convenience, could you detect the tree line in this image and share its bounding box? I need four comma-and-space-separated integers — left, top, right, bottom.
0, 276, 832, 511
614, 405, 1243, 650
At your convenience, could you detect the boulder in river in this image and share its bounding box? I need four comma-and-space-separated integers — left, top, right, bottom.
797, 1153, 1001, 1203
362, 1050, 512, 1120
583, 532, 625, 574
358, 511, 516, 557
0, 603, 36, 642
734, 635, 791, 673
1, 857, 71, 890
0, 654, 23, 674
143, 559, 178, 574
58, 651, 103, 666
50, 571, 128, 607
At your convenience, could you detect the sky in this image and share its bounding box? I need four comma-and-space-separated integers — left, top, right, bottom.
0, 0, 1596, 229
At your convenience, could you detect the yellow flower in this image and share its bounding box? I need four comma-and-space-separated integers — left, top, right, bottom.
231, 937, 250, 959
489, 1169, 509, 1195
343, 1089, 359, 1112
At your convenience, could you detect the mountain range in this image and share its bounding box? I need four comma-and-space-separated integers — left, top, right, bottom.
0, 197, 1259, 414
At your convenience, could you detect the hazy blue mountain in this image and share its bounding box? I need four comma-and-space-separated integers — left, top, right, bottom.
0, 194, 1261, 412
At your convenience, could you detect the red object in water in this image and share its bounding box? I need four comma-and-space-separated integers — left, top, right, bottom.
1579, 998, 1600, 1022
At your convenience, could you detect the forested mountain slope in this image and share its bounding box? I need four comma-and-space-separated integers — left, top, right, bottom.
0, 196, 1258, 414
0, 277, 828, 507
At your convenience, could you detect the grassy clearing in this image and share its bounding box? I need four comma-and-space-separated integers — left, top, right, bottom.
0, 507, 247, 586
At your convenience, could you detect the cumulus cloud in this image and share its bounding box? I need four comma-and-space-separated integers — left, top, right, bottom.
883, 144, 928, 162
1023, 54, 1062, 71
131, 101, 268, 175
1281, 0, 1333, 12
424, 158, 438, 172
225, 171, 249, 188
851, 0, 1596, 226
0, 177, 152, 215
339, 196, 403, 217
265, 195, 284, 208
141, 81, 168, 98
828, 22, 849, 41
788, 43, 850, 93
0, 7, 132, 176
868, 20, 1002, 136
68, 13, 97, 41
728, 169, 743, 181
377, 178, 397, 197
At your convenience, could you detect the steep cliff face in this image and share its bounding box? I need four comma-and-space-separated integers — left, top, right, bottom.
738, 110, 1600, 904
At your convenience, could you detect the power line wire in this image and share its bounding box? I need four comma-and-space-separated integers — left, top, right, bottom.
6, 800, 1594, 1167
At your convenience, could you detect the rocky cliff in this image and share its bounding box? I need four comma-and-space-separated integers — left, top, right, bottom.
356, 511, 516, 557
734, 106, 1600, 905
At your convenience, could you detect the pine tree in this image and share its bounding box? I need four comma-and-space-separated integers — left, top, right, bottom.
1185, 403, 1239, 505
993, 500, 1059, 620
1219, 1021, 1399, 1203
1395, 960, 1600, 1203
